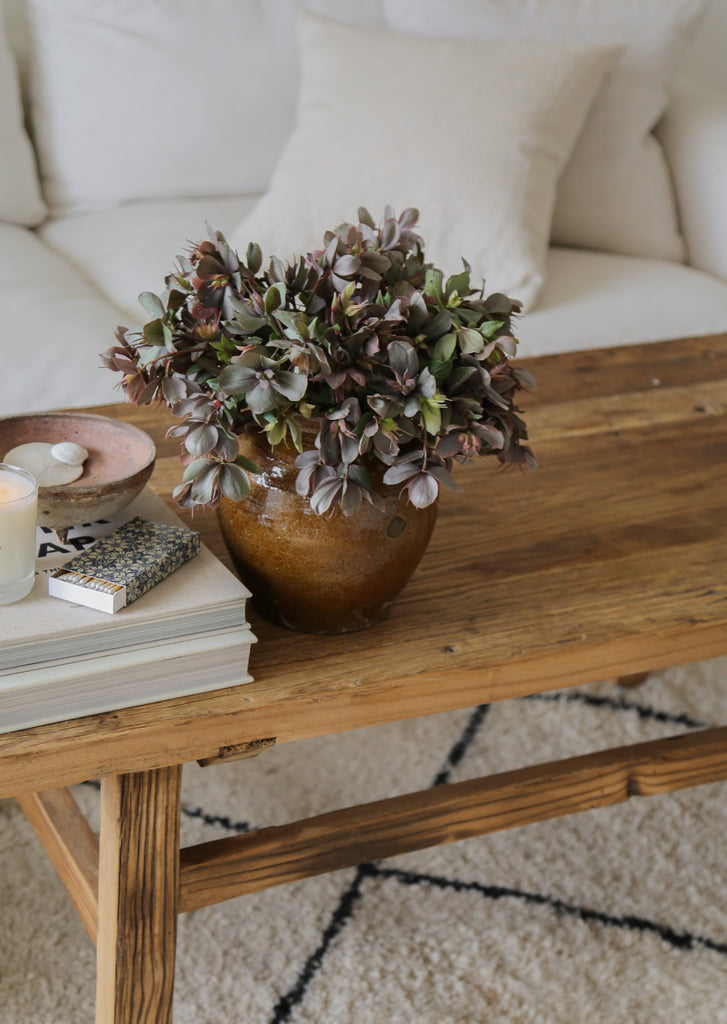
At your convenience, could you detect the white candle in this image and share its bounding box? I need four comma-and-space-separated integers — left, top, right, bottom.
0, 463, 38, 605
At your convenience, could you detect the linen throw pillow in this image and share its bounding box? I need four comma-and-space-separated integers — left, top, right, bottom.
24, 0, 300, 212
0, 11, 45, 226
230, 14, 616, 310
382, 0, 709, 263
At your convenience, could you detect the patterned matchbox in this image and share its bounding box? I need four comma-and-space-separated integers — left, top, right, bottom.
48, 517, 201, 613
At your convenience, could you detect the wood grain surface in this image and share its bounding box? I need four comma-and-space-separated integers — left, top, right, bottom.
1, 335, 725, 797
178, 726, 727, 911
95, 767, 181, 1024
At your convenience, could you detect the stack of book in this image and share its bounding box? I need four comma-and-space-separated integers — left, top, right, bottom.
0, 488, 256, 733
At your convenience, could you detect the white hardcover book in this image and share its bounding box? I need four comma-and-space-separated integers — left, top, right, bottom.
0, 486, 258, 732
1, 487, 252, 671
0, 626, 256, 733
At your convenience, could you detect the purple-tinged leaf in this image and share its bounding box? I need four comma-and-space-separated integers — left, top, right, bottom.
310, 476, 344, 516
190, 465, 221, 505
514, 367, 536, 388
427, 465, 462, 492
383, 462, 419, 486
246, 380, 277, 414
219, 363, 256, 395
334, 255, 361, 277
185, 423, 218, 457
407, 471, 439, 508
272, 371, 307, 402
219, 463, 251, 502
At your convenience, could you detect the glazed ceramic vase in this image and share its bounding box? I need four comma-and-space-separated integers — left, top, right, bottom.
217, 427, 438, 634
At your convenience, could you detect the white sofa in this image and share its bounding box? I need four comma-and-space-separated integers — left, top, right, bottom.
2, 0, 727, 419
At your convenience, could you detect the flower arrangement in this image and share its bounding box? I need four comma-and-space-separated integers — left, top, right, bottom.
102, 207, 535, 516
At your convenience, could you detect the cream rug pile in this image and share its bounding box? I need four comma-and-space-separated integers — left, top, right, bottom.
1, 657, 726, 1023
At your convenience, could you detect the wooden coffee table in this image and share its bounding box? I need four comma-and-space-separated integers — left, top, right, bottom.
2, 335, 726, 1023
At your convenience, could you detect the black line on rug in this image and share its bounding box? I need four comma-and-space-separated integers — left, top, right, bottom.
432, 703, 490, 787
267, 704, 491, 1023
375, 865, 727, 957
181, 804, 251, 832
268, 864, 371, 1024
524, 691, 709, 730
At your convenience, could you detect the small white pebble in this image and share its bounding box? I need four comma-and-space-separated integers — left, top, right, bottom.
651, 378, 661, 387
51, 441, 88, 466
4, 441, 85, 486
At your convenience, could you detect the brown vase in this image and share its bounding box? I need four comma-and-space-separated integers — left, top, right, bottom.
217, 427, 438, 634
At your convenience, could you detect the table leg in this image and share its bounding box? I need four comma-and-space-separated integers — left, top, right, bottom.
95, 766, 182, 1024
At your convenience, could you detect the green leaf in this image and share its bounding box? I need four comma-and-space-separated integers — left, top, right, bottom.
138, 291, 165, 319
273, 308, 297, 330
220, 463, 251, 502
137, 344, 168, 368
430, 359, 453, 385
264, 419, 287, 445
347, 462, 372, 490
481, 319, 505, 339
142, 319, 165, 347
424, 267, 444, 301
420, 398, 442, 436
445, 263, 471, 299
162, 322, 174, 351
234, 310, 267, 332
433, 332, 457, 362
358, 206, 376, 229
235, 454, 261, 474
264, 282, 286, 315
458, 327, 485, 355
182, 457, 209, 482
246, 241, 262, 274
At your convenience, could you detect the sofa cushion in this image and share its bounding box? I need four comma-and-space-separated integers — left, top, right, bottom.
518, 248, 727, 358
37, 196, 253, 323
0, 225, 125, 416
230, 13, 616, 309
383, 0, 708, 264
24, 0, 300, 213
657, 80, 727, 285
0, 9, 45, 226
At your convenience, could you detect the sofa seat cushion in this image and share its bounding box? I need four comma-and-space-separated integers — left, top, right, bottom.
37, 196, 254, 323
518, 248, 727, 357
0, 224, 124, 417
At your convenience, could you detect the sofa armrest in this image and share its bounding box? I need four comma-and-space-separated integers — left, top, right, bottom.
657, 79, 727, 282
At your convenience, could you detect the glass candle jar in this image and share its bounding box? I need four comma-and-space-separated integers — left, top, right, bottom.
0, 463, 38, 605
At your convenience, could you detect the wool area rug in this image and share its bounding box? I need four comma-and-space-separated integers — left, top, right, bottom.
1, 656, 726, 1023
